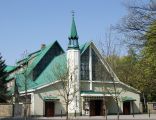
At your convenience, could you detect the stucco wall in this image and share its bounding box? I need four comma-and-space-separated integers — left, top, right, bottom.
147, 102, 156, 114
32, 80, 141, 116
120, 87, 140, 114
81, 81, 141, 114
33, 83, 67, 116
0, 104, 12, 117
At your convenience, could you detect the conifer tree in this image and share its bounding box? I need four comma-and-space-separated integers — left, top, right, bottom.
0, 53, 7, 102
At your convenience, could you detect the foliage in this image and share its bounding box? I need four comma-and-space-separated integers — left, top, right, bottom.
116, 0, 156, 48
138, 21, 156, 101
114, 0, 156, 102
0, 53, 7, 102
106, 42, 156, 102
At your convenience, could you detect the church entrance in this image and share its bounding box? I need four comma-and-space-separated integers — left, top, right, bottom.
45, 101, 55, 117
90, 100, 104, 116
123, 102, 130, 115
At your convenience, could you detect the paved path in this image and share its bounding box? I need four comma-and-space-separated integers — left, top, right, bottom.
35, 114, 156, 120
1, 114, 156, 120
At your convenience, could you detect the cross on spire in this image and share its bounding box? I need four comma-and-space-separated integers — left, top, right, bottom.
72, 10, 75, 17
68, 11, 79, 50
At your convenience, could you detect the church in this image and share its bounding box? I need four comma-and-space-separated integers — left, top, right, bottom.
5, 15, 141, 117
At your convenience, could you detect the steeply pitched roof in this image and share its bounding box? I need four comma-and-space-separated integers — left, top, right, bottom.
16, 53, 66, 92
6, 41, 140, 95
15, 41, 92, 92
69, 16, 78, 39
16, 41, 64, 75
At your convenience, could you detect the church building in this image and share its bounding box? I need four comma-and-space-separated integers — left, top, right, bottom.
5, 15, 141, 117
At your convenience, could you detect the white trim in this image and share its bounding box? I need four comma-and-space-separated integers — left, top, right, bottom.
81, 93, 116, 97
31, 93, 35, 115
81, 80, 119, 84
89, 45, 92, 90
19, 80, 61, 93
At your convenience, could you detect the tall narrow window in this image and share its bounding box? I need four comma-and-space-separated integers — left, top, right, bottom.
80, 48, 89, 80
92, 49, 113, 81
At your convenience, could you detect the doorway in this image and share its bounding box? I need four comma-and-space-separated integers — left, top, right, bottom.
123, 102, 130, 115
90, 100, 103, 116
45, 101, 54, 117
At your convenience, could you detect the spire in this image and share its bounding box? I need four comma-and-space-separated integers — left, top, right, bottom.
70, 11, 78, 39
68, 11, 79, 49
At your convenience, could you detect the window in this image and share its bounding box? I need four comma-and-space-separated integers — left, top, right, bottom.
92, 49, 112, 81
153, 103, 156, 110
81, 48, 89, 80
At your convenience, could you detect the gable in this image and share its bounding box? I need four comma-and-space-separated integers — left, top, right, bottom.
80, 42, 116, 82
32, 41, 64, 80
80, 42, 140, 93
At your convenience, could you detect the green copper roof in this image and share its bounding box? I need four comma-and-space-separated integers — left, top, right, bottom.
7, 41, 92, 94
5, 66, 16, 72
43, 96, 59, 100
69, 16, 78, 39
15, 53, 67, 92
5, 75, 15, 82
122, 96, 136, 102
80, 42, 91, 54
81, 90, 120, 95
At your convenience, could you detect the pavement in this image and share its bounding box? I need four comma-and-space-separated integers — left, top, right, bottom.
33, 114, 156, 120
1, 114, 156, 120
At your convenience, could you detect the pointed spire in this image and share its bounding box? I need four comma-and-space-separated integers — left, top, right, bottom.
68, 11, 79, 49
70, 11, 78, 39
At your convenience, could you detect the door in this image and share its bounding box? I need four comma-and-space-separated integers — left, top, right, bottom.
90, 100, 103, 116
45, 101, 54, 117
123, 102, 130, 115
90, 100, 96, 116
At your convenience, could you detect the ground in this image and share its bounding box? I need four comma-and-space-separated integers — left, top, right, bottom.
0, 114, 156, 120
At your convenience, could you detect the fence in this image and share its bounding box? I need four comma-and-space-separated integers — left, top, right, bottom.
0, 104, 12, 117
0, 103, 31, 117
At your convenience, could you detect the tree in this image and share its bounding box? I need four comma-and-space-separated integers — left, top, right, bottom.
99, 31, 126, 120
0, 53, 7, 102
138, 21, 156, 101
49, 58, 79, 120
115, 0, 156, 106
116, 0, 156, 48
15, 50, 30, 118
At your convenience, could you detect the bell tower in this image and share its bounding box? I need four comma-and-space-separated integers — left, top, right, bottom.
67, 11, 81, 115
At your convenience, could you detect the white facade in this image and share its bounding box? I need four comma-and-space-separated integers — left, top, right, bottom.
28, 43, 141, 116
67, 49, 81, 115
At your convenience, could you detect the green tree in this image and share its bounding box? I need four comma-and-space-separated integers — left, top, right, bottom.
139, 21, 156, 101
0, 53, 7, 102
115, 0, 156, 103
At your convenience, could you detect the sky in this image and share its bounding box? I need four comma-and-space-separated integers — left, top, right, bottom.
0, 0, 127, 65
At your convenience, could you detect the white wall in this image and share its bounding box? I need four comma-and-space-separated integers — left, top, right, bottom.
33, 83, 66, 116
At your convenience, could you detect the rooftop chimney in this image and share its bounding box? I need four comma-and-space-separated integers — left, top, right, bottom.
41, 44, 46, 49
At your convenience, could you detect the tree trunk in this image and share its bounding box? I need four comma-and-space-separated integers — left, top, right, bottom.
116, 99, 120, 120
66, 102, 68, 120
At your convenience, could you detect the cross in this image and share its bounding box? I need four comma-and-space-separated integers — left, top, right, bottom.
71, 10, 75, 17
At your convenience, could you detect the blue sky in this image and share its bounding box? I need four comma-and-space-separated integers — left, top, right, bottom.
0, 0, 127, 65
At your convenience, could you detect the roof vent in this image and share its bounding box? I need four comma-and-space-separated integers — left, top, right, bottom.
41, 44, 46, 49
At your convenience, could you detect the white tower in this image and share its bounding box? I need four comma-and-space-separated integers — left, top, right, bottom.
67, 12, 81, 115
